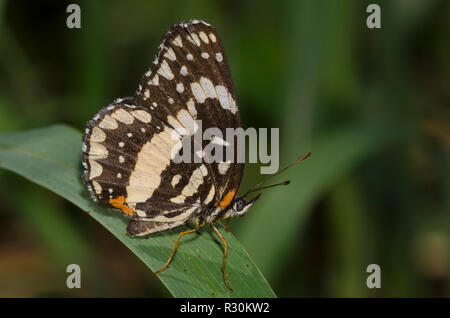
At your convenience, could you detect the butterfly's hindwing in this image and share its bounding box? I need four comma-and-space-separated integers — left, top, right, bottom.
126, 219, 185, 237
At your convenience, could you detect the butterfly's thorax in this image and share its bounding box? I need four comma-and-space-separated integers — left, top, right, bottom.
187, 203, 229, 226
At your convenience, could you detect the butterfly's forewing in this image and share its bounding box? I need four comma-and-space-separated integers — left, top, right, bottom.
136, 21, 240, 135
136, 20, 244, 203
82, 99, 209, 224
82, 20, 243, 235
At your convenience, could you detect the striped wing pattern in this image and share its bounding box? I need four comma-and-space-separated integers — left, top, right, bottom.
82, 20, 243, 236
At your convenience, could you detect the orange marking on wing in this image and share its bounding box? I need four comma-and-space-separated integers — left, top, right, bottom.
109, 195, 134, 216
219, 189, 237, 210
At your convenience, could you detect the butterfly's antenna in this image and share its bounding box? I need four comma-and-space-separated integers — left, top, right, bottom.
246, 180, 291, 194
243, 152, 311, 197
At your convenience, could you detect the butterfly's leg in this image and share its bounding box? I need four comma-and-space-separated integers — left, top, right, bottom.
154, 227, 200, 274
224, 217, 231, 232
211, 224, 232, 291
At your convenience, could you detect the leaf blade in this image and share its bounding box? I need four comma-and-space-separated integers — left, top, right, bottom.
0, 125, 275, 298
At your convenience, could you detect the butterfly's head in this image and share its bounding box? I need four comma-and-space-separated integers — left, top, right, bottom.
230, 194, 261, 217
228, 152, 312, 218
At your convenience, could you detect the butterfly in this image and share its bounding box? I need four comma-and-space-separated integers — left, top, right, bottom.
81, 19, 310, 291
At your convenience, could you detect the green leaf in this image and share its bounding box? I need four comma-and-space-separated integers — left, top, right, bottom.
0, 125, 275, 298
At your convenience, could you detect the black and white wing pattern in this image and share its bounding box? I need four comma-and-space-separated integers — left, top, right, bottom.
82, 20, 244, 236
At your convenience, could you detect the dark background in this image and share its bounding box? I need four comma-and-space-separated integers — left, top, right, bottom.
0, 0, 449, 297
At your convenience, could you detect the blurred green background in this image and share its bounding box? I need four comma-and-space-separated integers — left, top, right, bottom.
0, 0, 449, 297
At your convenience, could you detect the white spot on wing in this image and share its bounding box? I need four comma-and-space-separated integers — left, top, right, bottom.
149, 74, 159, 86
89, 159, 103, 179
209, 33, 217, 43
170, 195, 185, 204
164, 47, 176, 61
215, 85, 230, 110
91, 127, 106, 142
92, 181, 102, 194
190, 78, 237, 114
135, 210, 146, 218
180, 65, 188, 76
216, 52, 223, 62
131, 110, 152, 123
89, 142, 108, 159
199, 31, 209, 44
171, 174, 181, 187
167, 115, 184, 132
200, 77, 216, 99
228, 91, 237, 114
191, 82, 206, 103
204, 185, 215, 205
126, 127, 181, 203
200, 164, 208, 176
181, 167, 205, 197
176, 83, 184, 93
112, 109, 134, 124
201, 52, 209, 59
191, 33, 201, 46
98, 115, 118, 130
177, 109, 198, 135
172, 35, 183, 47
157, 60, 174, 80
187, 98, 197, 117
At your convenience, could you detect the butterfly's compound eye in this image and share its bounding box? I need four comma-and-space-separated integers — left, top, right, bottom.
234, 199, 244, 212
